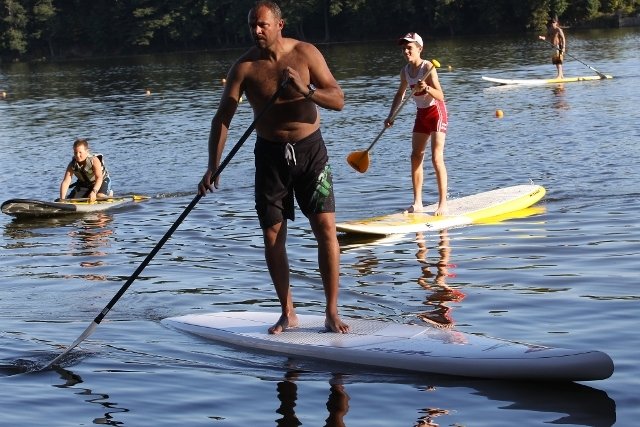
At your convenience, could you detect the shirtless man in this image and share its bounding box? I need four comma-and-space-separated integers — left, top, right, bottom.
539, 17, 566, 79
198, 0, 349, 335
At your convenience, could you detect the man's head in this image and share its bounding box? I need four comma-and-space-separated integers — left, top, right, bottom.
248, 1, 284, 48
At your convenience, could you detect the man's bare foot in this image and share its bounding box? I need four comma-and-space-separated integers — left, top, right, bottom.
268, 313, 299, 334
403, 204, 423, 214
325, 314, 350, 334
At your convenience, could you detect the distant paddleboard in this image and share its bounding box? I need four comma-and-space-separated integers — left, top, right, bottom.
482, 75, 613, 85
1, 195, 149, 218
336, 184, 545, 236
163, 311, 614, 381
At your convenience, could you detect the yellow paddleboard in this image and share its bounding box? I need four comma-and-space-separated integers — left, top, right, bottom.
336, 184, 546, 235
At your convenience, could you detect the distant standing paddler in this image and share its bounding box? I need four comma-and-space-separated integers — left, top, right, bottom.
539, 16, 566, 79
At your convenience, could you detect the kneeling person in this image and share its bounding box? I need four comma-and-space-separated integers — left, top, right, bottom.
60, 138, 112, 202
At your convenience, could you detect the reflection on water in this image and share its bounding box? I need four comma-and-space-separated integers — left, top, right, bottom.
265, 361, 615, 427
54, 366, 129, 426
46, 361, 617, 427
338, 233, 405, 278
3, 215, 80, 238
2, 212, 115, 282
414, 230, 464, 329
69, 213, 113, 259
471, 380, 616, 427
552, 84, 569, 110
276, 370, 349, 427
68, 213, 114, 281
414, 407, 450, 427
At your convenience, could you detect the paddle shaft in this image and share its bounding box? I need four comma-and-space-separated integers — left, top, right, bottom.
58, 195, 148, 203
540, 38, 607, 78
363, 62, 438, 153
43, 81, 287, 369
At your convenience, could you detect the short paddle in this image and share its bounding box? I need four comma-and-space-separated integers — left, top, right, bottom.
347, 59, 441, 173
41, 80, 288, 370
57, 194, 150, 203
539, 37, 608, 79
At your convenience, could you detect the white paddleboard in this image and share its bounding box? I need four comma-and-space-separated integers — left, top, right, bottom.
162, 311, 614, 381
1, 195, 148, 218
482, 75, 613, 85
336, 184, 545, 235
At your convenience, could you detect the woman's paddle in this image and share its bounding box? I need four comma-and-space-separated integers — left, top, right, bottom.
539, 38, 608, 79
347, 59, 440, 173
41, 81, 288, 370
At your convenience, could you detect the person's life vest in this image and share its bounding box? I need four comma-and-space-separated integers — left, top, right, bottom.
69, 153, 109, 186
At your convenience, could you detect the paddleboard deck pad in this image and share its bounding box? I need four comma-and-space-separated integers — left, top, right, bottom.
482, 75, 613, 85
1, 195, 148, 218
163, 311, 614, 381
336, 184, 545, 235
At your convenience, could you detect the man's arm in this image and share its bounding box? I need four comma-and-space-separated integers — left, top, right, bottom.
299, 43, 344, 111
199, 67, 241, 194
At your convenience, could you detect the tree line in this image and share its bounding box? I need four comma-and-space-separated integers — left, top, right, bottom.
1, 0, 638, 61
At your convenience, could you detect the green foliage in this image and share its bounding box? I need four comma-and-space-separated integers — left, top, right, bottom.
602, 0, 640, 13
1, 0, 29, 54
329, 0, 366, 14
565, 0, 603, 22
0, 0, 632, 60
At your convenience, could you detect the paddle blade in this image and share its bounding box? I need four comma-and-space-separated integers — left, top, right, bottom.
432, 59, 441, 68
40, 321, 99, 370
347, 151, 370, 173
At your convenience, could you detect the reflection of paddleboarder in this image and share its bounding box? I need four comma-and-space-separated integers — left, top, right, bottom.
414, 230, 464, 329
71, 212, 113, 250
275, 370, 349, 427
68, 212, 114, 281
414, 408, 450, 427
552, 84, 569, 110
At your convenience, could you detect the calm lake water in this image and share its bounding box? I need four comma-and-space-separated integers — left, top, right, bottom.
1, 27, 639, 426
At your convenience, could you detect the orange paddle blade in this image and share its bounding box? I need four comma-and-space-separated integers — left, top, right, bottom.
346, 150, 370, 173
